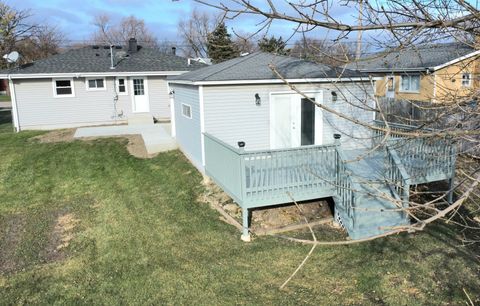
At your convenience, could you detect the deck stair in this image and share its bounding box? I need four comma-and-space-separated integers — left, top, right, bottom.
334, 149, 410, 240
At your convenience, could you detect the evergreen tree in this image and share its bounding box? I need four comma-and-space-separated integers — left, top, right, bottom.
207, 23, 238, 63
258, 36, 288, 55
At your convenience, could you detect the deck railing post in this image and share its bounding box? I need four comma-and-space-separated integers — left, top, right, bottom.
241, 207, 251, 242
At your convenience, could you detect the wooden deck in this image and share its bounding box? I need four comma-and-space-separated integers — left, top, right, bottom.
204, 122, 457, 240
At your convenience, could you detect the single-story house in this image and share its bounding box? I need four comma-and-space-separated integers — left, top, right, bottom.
168, 52, 457, 241
0, 38, 204, 131
347, 43, 480, 102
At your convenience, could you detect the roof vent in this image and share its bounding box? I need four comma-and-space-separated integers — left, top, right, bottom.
95, 53, 100, 56
92, 45, 100, 49
240, 52, 250, 57
115, 45, 122, 50
103, 46, 110, 49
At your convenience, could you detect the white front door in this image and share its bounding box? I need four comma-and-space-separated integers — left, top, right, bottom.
132, 77, 149, 112
270, 92, 323, 149
386, 76, 395, 98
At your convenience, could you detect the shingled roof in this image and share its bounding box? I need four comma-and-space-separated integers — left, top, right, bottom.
346, 43, 477, 72
169, 52, 367, 83
1, 44, 205, 75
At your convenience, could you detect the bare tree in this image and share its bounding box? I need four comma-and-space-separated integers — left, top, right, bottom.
177, 8, 220, 58
289, 37, 354, 66
0, 1, 37, 67
92, 14, 158, 48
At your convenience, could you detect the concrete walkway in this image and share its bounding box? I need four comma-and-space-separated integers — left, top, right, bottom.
74, 123, 177, 154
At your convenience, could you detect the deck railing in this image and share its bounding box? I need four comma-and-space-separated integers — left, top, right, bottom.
335, 146, 361, 227
204, 133, 338, 207
373, 120, 456, 183
386, 143, 411, 217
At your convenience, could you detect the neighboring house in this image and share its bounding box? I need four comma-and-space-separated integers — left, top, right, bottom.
168, 52, 456, 241
0, 38, 204, 131
348, 43, 480, 102
0, 79, 8, 95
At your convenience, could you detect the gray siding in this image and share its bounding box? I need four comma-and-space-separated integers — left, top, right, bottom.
13, 76, 171, 130
147, 76, 171, 120
203, 82, 375, 150
171, 84, 203, 170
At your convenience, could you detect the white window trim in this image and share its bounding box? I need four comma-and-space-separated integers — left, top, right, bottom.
52, 78, 75, 98
462, 73, 472, 87
181, 103, 192, 119
115, 78, 128, 95
399, 75, 420, 93
85, 77, 106, 91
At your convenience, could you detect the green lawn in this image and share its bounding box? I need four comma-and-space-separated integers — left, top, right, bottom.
0, 111, 479, 305
0, 95, 10, 102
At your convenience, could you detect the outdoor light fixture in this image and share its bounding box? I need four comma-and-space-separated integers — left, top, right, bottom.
169, 90, 175, 96
238, 141, 246, 148
255, 93, 261, 106
331, 91, 338, 102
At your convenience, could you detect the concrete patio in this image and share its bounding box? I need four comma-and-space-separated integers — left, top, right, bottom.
74, 123, 177, 155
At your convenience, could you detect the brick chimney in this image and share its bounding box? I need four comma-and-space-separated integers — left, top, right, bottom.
128, 38, 138, 53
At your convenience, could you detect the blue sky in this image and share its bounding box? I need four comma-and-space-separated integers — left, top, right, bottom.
6, 0, 359, 44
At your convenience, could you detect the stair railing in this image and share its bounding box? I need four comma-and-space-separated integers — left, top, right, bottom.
334, 135, 363, 228
385, 142, 411, 218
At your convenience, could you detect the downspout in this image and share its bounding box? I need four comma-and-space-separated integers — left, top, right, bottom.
7, 75, 20, 132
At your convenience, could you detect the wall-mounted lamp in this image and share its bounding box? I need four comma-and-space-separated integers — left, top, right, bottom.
331, 91, 338, 102
238, 141, 246, 149
255, 93, 261, 106
169, 89, 175, 96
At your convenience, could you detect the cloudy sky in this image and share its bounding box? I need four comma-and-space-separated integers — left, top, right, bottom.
6, 0, 359, 45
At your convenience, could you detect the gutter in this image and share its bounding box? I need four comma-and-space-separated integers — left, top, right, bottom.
0, 71, 191, 79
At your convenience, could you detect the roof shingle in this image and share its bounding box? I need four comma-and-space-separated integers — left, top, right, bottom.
169, 52, 366, 82
2, 45, 205, 74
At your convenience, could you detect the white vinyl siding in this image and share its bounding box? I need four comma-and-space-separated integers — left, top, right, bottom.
400, 75, 420, 92
171, 84, 203, 170
202, 82, 375, 151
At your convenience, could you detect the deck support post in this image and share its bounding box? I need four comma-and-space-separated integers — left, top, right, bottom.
447, 177, 454, 204
241, 208, 251, 242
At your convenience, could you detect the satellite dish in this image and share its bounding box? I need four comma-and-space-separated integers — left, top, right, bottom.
3, 51, 20, 63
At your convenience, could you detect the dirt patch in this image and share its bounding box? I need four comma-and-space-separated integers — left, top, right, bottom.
0, 215, 26, 274
31, 129, 76, 143
44, 212, 79, 262
200, 177, 334, 232
31, 129, 158, 159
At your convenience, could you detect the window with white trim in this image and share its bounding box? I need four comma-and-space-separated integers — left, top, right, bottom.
462, 73, 472, 87
400, 75, 420, 92
116, 78, 128, 95
181, 103, 192, 119
53, 79, 74, 97
86, 78, 105, 90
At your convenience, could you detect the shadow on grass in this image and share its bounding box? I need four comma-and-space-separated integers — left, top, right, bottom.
0, 108, 12, 126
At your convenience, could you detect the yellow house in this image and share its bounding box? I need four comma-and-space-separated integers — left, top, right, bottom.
349, 43, 480, 103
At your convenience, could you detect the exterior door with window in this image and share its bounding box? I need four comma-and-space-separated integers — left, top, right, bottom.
132, 77, 149, 112
270, 93, 322, 149
386, 76, 395, 98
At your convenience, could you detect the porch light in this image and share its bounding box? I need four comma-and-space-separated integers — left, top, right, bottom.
255, 93, 261, 106
169, 90, 175, 96
331, 91, 338, 102
238, 141, 246, 148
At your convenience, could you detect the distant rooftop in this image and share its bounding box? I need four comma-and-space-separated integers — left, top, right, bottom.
1, 43, 205, 75
346, 43, 477, 72
169, 52, 367, 83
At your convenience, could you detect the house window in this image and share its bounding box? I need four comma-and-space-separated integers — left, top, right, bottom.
86, 78, 105, 90
400, 75, 420, 92
462, 73, 472, 87
53, 79, 74, 97
181, 103, 192, 119
116, 78, 128, 95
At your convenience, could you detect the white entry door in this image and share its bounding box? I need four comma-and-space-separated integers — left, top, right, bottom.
132, 77, 149, 112
386, 76, 395, 98
270, 92, 323, 149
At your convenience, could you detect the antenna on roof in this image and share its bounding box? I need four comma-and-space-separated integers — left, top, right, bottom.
3, 51, 20, 64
